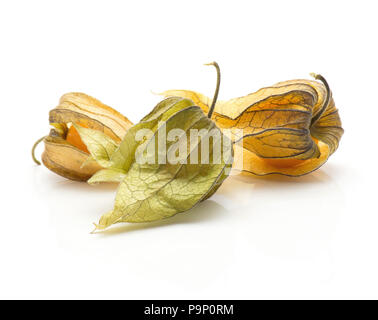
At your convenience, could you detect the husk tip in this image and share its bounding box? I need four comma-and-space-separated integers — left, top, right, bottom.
90, 223, 99, 234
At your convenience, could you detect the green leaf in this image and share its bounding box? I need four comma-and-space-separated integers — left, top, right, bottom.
87, 168, 127, 184
73, 124, 119, 168
93, 105, 233, 230
80, 155, 96, 169
110, 97, 196, 171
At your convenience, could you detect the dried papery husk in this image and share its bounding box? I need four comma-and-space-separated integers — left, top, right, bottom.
42, 136, 103, 181
161, 75, 343, 176
50, 92, 133, 142
33, 93, 133, 181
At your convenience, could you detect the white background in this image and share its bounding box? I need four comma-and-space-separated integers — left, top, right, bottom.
0, 0, 377, 299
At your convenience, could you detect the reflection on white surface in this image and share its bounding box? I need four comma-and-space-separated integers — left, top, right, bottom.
22, 162, 347, 298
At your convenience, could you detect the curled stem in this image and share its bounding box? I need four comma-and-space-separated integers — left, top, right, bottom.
310, 73, 331, 127
205, 61, 221, 119
31, 136, 46, 165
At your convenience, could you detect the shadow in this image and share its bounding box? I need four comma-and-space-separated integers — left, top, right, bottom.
217, 168, 333, 197
32, 167, 229, 238
31, 166, 118, 194
320, 161, 349, 178
31, 161, 343, 246
226, 168, 333, 192
51, 179, 118, 193
93, 200, 228, 236
234, 168, 332, 184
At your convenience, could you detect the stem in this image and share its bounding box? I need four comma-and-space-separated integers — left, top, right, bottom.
205, 61, 221, 119
31, 136, 46, 165
310, 73, 331, 127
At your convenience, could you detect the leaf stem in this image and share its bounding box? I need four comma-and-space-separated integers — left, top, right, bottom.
31, 136, 46, 165
205, 61, 221, 119
310, 73, 331, 127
